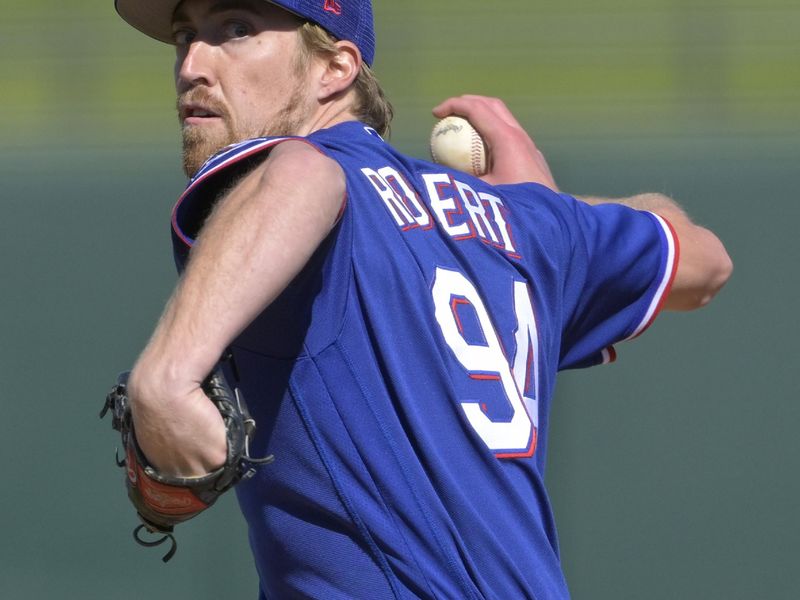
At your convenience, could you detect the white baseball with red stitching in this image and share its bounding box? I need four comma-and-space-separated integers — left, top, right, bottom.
430, 116, 487, 177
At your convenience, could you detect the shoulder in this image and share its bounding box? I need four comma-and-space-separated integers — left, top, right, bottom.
190, 135, 345, 189
255, 139, 346, 198
266, 138, 342, 171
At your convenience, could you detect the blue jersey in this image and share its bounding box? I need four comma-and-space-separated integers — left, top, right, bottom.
172, 122, 678, 599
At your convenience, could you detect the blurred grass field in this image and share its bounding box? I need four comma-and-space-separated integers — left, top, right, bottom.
2, 0, 797, 151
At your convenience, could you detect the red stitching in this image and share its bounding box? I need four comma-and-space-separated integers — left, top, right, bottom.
471, 128, 485, 176
324, 0, 342, 15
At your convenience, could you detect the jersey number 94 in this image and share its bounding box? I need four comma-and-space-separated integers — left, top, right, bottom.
432, 267, 539, 458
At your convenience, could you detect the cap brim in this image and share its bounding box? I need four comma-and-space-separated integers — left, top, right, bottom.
115, 0, 183, 44
115, 0, 308, 45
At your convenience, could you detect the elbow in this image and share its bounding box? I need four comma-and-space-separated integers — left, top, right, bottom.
666, 232, 733, 312
702, 228, 734, 304
682, 240, 733, 311
712, 245, 734, 297
695, 248, 733, 308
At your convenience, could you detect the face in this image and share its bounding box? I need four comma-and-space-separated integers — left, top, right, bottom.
172, 0, 315, 175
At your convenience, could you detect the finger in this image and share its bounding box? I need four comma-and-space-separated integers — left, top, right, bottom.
433, 95, 522, 131
432, 95, 556, 189
432, 96, 541, 162
458, 95, 522, 130
436, 101, 515, 151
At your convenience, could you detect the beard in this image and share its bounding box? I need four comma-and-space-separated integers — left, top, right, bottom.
179, 83, 310, 177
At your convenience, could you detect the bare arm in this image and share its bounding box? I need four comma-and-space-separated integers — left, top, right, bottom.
128, 141, 345, 477
433, 95, 732, 312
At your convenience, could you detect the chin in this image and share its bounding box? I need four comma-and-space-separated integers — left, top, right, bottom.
182, 129, 233, 177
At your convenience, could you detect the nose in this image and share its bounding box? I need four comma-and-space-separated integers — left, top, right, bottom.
175, 41, 217, 92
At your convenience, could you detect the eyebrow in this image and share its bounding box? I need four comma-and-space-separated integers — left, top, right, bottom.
172, 0, 264, 26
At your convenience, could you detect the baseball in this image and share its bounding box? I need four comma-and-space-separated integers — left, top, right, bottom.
430, 116, 488, 177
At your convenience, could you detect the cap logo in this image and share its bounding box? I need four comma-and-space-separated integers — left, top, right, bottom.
323, 0, 342, 15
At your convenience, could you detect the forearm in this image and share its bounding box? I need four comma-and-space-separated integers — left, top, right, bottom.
575, 192, 686, 216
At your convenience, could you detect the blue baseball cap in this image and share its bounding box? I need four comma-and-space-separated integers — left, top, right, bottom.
115, 0, 376, 65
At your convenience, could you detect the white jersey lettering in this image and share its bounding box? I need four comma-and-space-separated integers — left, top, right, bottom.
362, 168, 519, 257
432, 268, 539, 457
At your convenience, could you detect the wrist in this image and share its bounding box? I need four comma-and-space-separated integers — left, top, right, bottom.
127, 361, 228, 478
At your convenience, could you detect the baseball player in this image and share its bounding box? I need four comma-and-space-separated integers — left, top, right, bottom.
110, 0, 732, 597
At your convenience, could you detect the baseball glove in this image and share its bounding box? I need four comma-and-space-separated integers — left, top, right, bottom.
100, 365, 273, 562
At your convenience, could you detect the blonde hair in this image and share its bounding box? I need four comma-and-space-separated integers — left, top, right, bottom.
296, 22, 394, 137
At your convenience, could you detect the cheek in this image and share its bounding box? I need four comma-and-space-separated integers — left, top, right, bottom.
225, 40, 301, 114
241, 71, 289, 109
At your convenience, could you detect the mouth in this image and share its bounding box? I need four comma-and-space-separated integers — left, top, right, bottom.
180, 103, 223, 125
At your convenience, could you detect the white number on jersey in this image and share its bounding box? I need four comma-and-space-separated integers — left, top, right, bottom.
431, 268, 539, 458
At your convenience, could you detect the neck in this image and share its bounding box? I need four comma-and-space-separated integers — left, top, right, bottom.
295, 89, 360, 136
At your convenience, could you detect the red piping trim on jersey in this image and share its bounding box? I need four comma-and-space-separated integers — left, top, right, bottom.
491, 326, 538, 460
470, 373, 501, 381
496, 427, 537, 459
171, 137, 335, 248
628, 214, 681, 340
595, 214, 676, 367
602, 346, 617, 365
450, 296, 470, 334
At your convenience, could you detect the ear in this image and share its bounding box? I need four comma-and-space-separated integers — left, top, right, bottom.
317, 41, 361, 101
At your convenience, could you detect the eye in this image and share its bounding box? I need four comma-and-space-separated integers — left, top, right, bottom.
224, 21, 251, 39
172, 28, 196, 45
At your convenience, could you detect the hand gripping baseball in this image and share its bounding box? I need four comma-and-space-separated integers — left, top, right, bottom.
432, 95, 559, 189
100, 364, 273, 562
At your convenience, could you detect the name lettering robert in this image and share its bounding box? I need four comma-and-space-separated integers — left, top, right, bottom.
362, 166, 519, 257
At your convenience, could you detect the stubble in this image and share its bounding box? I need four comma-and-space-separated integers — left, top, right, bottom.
180, 81, 310, 177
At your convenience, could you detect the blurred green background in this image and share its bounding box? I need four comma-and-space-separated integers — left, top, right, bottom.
1, 0, 797, 598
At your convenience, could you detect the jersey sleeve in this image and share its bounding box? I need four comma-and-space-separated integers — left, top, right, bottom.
555, 195, 679, 370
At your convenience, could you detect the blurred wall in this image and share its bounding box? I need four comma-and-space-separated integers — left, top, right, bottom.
1, 1, 797, 598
